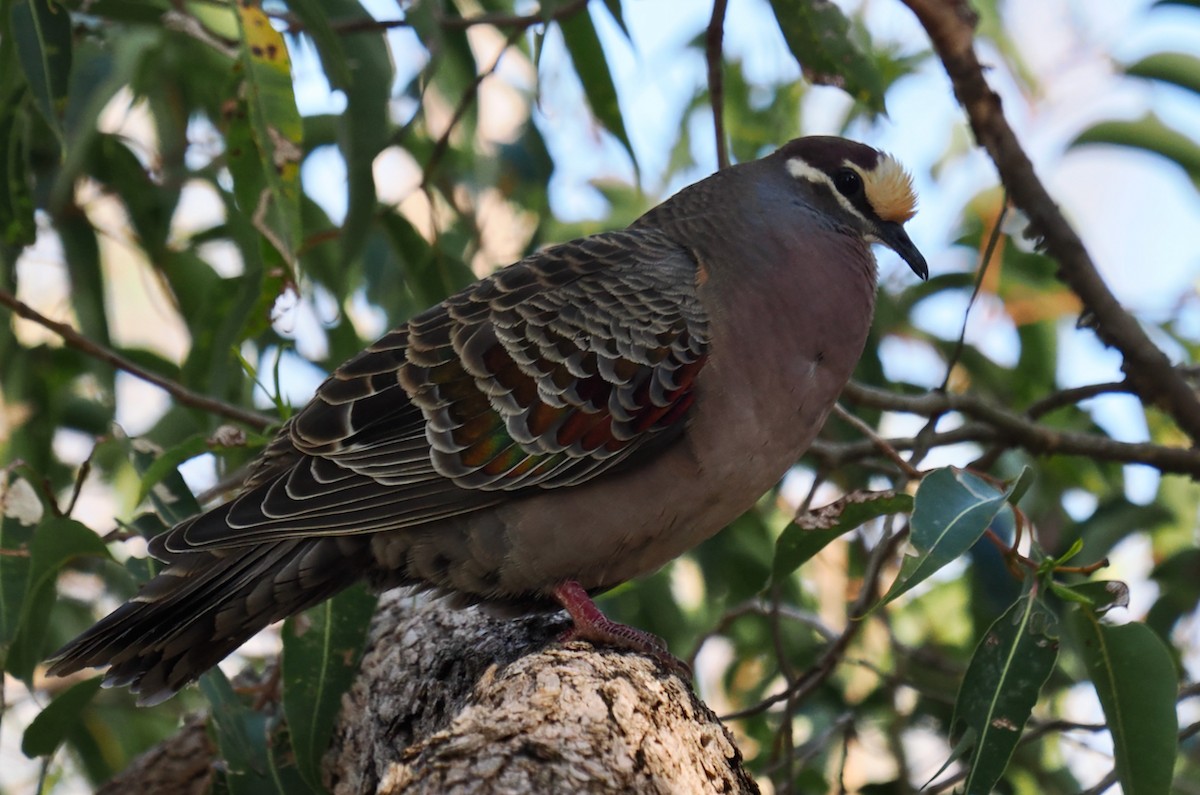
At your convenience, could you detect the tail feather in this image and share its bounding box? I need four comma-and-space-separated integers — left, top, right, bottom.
46, 536, 370, 705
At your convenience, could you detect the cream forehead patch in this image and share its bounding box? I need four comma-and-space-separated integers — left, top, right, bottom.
858, 155, 917, 223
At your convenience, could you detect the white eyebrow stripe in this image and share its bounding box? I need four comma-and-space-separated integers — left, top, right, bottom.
785, 157, 869, 224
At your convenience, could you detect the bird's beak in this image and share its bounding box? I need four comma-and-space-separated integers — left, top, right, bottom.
876, 221, 929, 280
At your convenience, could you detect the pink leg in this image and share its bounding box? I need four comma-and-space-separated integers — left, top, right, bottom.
552, 581, 690, 677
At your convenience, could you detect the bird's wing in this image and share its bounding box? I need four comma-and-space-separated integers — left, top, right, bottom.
156, 229, 709, 552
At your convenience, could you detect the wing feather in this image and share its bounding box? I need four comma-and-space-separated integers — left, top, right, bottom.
154, 227, 709, 554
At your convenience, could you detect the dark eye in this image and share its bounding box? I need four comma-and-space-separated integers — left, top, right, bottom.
833, 168, 862, 196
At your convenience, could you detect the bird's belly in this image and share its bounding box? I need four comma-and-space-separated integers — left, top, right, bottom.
476, 353, 840, 598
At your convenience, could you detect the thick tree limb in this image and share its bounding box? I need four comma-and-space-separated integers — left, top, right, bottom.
900, 0, 1200, 444
99, 594, 756, 794
325, 593, 757, 794
96, 716, 214, 795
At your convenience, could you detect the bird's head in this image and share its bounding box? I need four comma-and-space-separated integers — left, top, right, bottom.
774, 137, 928, 280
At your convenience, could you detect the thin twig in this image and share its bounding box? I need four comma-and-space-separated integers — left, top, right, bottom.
721, 527, 907, 721
0, 289, 273, 431
1025, 381, 1133, 419
838, 382, 1200, 477
705, 0, 730, 170
942, 197, 1008, 391
273, 1, 592, 35
900, 0, 1200, 444
422, 27, 526, 188
972, 379, 1135, 469
832, 403, 923, 479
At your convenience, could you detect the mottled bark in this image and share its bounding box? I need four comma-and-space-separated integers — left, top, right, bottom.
98, 591, 756, 794
325, 591, 757, 794
97, 716, 214, 795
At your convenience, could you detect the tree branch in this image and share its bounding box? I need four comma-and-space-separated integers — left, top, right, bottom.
422, 27, 526, 189
0, 288, 274, 431
900, 0, 1200, 445
838, 382, 1200, 476
706, 0, 730, 170
326, 593, 757, 794
276, 1, 593, 36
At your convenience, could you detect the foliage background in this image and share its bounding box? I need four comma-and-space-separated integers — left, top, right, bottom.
1, 0, 1199, 792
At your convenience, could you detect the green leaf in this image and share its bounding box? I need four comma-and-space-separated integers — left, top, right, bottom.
1068, 614, 1178, 795
21, 676, 103, 758
202, 669, 320, 795
766, 0, 887, 114
773, 490, 913, 583
1005, 465, 1034, 506
129, 440, 202, 526
1126, 52, 1200, 97
1072, 114, 1200, 187
202, 669, 270, 786
952, 589, 1058, 795
0, 90, 37, 248
292, 0, 391, 268
7, 517, 111, 682
11, 0, 72, 137
232, 2, 303, 265
1053, 580, 1130, 615
52, 31, 161, 210
0, 475, 42, 650
601, 0, 632, 42
282, 584, 377, 790
558, 8, 638, 173
58, 207, 110, 354
880, 468, 1014, 606
134, 432, 212, 505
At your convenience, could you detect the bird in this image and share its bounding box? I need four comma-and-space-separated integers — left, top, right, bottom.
47, 136, 928, 705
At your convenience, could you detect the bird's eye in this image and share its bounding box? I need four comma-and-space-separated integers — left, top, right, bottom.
833, 168, 863, 196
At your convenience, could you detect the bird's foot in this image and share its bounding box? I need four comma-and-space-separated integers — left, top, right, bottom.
551, 581, 692, 679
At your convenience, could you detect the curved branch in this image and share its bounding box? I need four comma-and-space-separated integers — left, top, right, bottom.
900, 0, 1200, 444
834, 382, 1200, 476
0, 288, 274, 431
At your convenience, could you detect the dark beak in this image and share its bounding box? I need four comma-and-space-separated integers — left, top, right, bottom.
877, 222, 929, 280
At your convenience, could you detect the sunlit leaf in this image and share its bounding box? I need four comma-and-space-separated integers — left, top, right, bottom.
1126, 52, 1200, 97
233, 2, 303, 264
766, 0, 886, 113
773, 490, 912, 583
559, 8, 638, 173
880, 468, 1017, 606
1072, 114, 1200, 187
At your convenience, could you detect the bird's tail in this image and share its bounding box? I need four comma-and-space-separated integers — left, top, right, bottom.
46, 535, 371, 705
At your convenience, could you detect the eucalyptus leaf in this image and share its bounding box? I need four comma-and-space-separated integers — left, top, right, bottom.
880, 468, 1016, 606
773, 490, 912, 583
951, 589, 1058, 794
22, 676, 103, 758
1068, 614, 1178, 795
282, 584, 377, 790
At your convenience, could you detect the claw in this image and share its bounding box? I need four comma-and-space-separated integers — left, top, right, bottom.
552, 580, 692, 679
